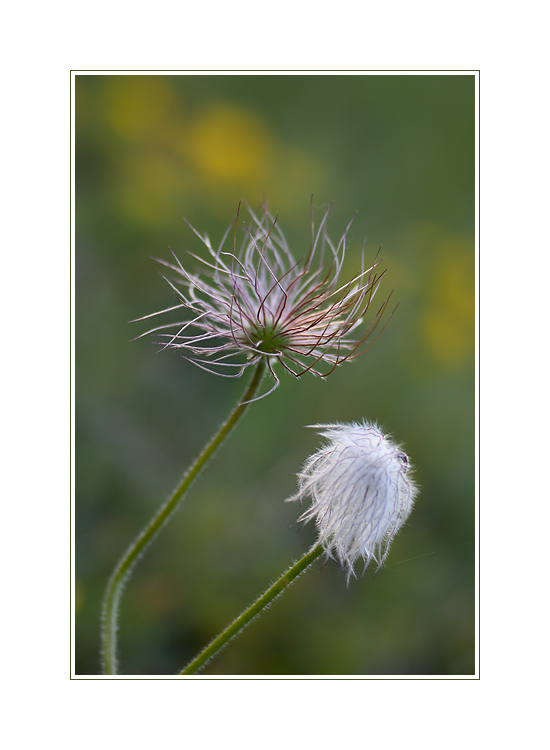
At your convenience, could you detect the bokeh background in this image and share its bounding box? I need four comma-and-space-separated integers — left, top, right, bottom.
76, 73, 475, 676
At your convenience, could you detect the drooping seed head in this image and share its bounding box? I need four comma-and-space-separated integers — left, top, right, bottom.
289, 422, 418, 582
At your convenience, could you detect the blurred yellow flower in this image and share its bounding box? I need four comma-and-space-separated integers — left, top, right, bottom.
105, 75, 175, 141
184, 103, 271, 183
423, 237, 475, 366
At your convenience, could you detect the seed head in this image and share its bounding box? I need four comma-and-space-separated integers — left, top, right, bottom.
136, 200, 393, 399
289, 422, 418, 581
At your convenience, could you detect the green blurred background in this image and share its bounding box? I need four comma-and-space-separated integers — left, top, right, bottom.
76, 74, 475, 676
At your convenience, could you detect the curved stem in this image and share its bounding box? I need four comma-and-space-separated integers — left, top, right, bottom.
179, 543, 324, 675
102, 359, 267, 675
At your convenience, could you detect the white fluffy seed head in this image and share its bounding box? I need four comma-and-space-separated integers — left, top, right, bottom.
288, 422, 418, 582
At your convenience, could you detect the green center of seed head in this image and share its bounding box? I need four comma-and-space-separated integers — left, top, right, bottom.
251, 322, 287, 355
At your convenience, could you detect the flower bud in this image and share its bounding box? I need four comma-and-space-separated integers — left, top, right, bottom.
289, 422, 418, 581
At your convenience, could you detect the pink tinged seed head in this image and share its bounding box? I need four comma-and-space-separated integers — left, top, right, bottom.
135, 199, 395, 399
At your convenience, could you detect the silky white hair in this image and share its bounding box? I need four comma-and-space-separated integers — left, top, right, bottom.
288, 422, 418, 581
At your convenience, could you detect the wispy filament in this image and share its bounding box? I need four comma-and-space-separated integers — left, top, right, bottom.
135, 200, 394, 397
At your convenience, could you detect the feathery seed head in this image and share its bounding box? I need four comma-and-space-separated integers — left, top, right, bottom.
289, 422, 418, 582
136, 200, 393, 398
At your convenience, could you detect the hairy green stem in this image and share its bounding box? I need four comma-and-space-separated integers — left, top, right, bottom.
101, 359, 267, 675
179, 543, 324, 675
